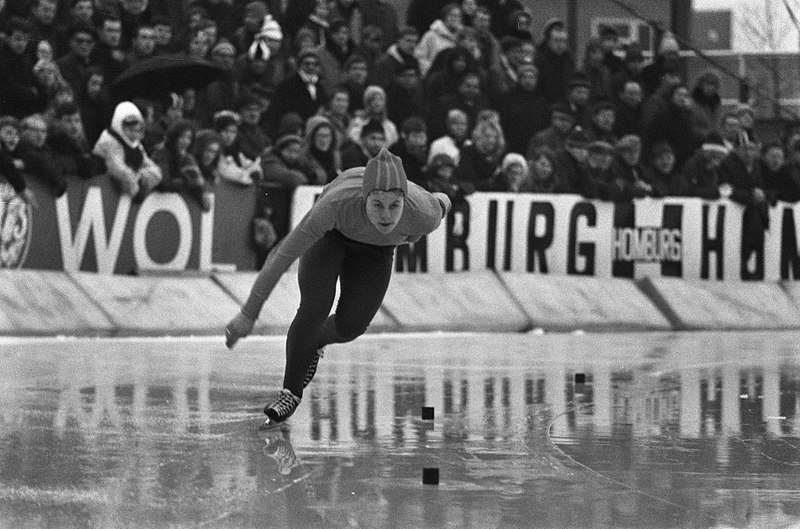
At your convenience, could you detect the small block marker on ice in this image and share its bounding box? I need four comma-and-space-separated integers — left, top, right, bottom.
422, 406, 434, 420
574, 373, 586, 384
423, 467, 439, 485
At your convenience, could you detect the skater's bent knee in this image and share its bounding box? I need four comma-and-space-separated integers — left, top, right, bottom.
334, 320, 368, 342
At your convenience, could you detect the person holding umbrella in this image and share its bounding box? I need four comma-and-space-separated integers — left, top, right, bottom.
92, 100, 162, 200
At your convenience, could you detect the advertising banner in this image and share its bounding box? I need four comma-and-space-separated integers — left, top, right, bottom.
291, 187, 800, 282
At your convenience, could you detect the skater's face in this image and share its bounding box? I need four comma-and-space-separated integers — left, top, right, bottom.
366, 189, 404, 233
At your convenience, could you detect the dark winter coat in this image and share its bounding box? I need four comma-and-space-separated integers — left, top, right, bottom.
499, 86, 549, 155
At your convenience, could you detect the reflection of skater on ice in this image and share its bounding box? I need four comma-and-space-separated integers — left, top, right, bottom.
226, 149, 451, 429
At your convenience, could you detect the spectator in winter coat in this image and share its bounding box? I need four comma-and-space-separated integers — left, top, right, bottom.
303, 115, 341, 184
18, 114, 65, 196
761, 142, 800, 203
643, 84, 701, 172
317, 19, 357, 95
690, 71, 722, 139
681, 134, 727, 199
492, 152, 533, 192
563, 72, 592, 129
527, 147, 558, 193
644, 140, 689, 197
339, 54, 370, 115
585, 140, 616, 200
237, 92, 273, 161
428, 107, 470, 166
552, 128, 595, 197
423, 45, 477, 103
152, 120, 214, 211
347, 85, 399, 146
608, 134, 659, 199
260, 133, 316, 188
609, 43, 646, 102
0, 18, 40, 118
534, 18, 575, 106
371, 26, 419, 88
341, 118, 386, 169
213, 110, 262, 186
580, 37, 612, 102
719, 134, 769, 277
428, 71, 488, 142
613, 80, 643, 138
235, 15, 287, 90
453, 117, 505, 192
92, 101, 163, 200
500, 63, 549, 155
0, 116, 33, 202
48, 102, 105, 180
585, 99, 617, 145
386, 64, 426, 128
268, 49, 327, 128
425, 152, 469, 203
415, 3, 462, 76
389, 116, 428, 186
526, 102, 576, 158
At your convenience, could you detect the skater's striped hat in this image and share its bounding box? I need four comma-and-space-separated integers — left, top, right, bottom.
363, 148, 408, 196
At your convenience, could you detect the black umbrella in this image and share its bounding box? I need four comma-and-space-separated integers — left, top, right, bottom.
111, 54, 227, 102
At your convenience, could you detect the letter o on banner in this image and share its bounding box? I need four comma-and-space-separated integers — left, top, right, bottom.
133, 194, 193, 270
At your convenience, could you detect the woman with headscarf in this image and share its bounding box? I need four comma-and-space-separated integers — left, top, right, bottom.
303, 115, 341, 184
92, 101, 162, 200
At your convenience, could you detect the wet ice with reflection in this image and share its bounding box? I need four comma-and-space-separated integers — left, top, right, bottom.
0, 331, 799, 528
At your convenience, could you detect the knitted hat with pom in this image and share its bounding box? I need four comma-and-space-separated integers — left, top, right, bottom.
362, 148, 408, 197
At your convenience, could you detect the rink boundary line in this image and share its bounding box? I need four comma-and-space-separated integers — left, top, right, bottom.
0, 332, 492, 345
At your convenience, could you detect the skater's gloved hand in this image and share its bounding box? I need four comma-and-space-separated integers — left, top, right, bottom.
225, 312, 255, 349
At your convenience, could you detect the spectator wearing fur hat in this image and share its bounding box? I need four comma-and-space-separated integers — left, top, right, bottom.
347, 85, 398, 146
389, 116, 428, 186
534, 18, 575, 106
269, 49, 328, 129
681, 133, 727, 199
303, 114, 341, 183
526, 101, 576, 157
341, 117, 386, 169
415, 3, 462, 76
92, 101, 163, 200
644, 140, 688, 197
453, 117, 505, 192
500, 63, 548, 155
492, 152, 532, 192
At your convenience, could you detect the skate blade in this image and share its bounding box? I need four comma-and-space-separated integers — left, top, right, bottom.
258, 418, 288, 432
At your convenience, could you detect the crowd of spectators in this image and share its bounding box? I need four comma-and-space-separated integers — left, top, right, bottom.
2, 0, 800, 261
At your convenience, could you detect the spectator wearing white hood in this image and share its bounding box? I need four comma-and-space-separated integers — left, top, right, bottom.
92, 101, 162, 200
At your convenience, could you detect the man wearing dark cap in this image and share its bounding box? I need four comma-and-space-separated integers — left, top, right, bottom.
226, 148, 452, 429
586, 99, 617, 144
565, 72, 592, 128
526, 101, 576, 157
